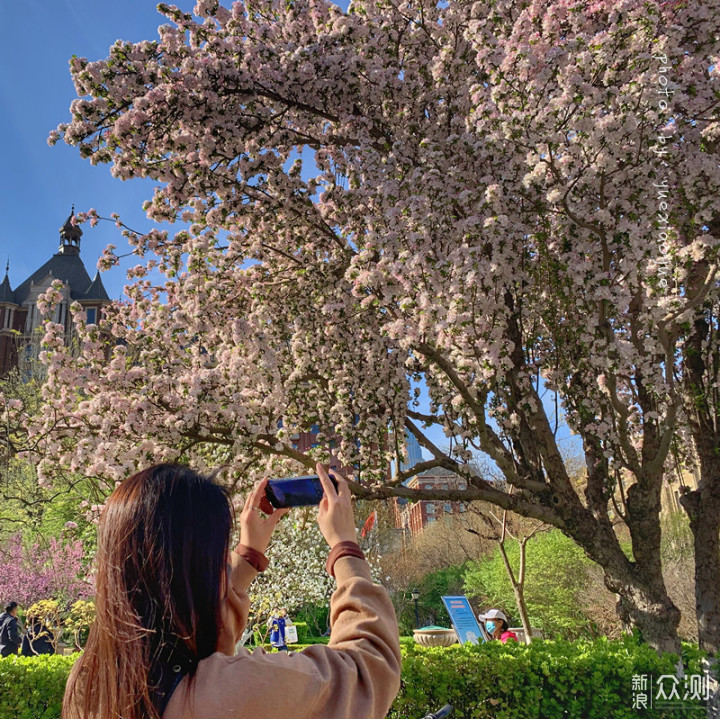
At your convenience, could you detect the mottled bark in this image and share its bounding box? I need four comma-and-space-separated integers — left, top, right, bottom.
570, 438, 682, 654
680, 460, 720, 656
563, 489, 682, 655
680, 308, 720, 655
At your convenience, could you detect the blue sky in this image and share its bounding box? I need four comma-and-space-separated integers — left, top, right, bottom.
0, 0, 181, 299
0, 0, 581, 466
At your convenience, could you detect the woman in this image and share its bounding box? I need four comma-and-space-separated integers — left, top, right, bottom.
267, 608, 292, 652
62, 463, 401, 719
0, 602, 22, 657
482, 609, 518, 643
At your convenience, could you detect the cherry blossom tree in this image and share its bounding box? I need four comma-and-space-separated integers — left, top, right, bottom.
34, 0, 720, 653
0, 533, 93, 608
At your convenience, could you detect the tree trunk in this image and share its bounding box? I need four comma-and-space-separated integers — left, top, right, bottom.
605, 570, 682, 655
496, 537, 533, 644
679, 297, 720, 655
515, 539, 533, 644
562, 483, 682, 655
680, 465, 720, 656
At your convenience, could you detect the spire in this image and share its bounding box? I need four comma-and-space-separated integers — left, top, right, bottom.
0, 261, 13, 304
58, 207, 82, 256
83, 271, 110, 301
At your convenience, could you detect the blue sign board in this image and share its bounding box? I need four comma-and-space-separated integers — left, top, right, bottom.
442, 595, 486, 645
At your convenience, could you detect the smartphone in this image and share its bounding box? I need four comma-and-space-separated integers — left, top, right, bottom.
265, 474, 339, 508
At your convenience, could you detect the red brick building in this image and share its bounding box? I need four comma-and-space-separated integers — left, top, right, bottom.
0, 212, 110, 374
395, 467, 467, 536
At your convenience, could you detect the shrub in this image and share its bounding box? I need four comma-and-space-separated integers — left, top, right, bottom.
0, 655, 75, 719
392, 637, 706, 719
293, 602, 330, 637
64, 600, 95, 650
0, 637, 707, 719
24, 600, 62, 655
291, 621, 312, 644
395, 563, 470, 635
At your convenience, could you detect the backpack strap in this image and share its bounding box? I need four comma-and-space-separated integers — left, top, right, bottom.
149, 637, 198, 717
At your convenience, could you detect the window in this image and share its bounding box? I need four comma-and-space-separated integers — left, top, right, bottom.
426, 503, 435, 514
459, 503, 467, 512
444, 503, 453, 513
424, 484, 432, 490
427, 516, 436, 523
86, 307, 97, 325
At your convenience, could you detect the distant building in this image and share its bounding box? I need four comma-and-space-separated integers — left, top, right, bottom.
278, 421, 391, 482
391, 429, 425, 520
395, 467, 467, 536
400, 429, 424, 473
0, 211, 110, 374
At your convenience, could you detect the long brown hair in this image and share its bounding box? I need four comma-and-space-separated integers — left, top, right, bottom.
63, 464, 233, 719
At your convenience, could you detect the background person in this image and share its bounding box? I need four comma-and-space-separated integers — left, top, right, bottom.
62, 462, 401, 719
267, 608, 293, 651
0, 601, 22, 657
480, 609, 518, 643
21, 615, 55, 656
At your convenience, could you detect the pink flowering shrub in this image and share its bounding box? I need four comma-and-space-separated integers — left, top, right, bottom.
0, 533, 93, 608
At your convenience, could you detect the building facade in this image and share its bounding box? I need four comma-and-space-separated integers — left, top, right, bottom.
0, 212, 110, 374
395, 467, 468, 536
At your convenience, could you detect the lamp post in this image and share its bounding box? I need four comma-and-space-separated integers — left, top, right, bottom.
411, 588, 420, 629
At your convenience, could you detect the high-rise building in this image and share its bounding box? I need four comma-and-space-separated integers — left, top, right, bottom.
400, 429, 424, 473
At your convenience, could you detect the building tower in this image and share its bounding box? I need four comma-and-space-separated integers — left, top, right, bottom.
0, 210, 110, 374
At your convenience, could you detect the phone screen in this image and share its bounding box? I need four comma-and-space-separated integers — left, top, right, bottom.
265, 474, 339, 508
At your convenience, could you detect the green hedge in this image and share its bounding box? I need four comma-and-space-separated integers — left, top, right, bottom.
392, 637, 706, 719
0, 655, 75, 719
0, 638, 707, 718
292, 621, 323, 645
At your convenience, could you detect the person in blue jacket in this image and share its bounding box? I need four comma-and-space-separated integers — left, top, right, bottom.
0, 602, 22, 657
267, 608, 291, 652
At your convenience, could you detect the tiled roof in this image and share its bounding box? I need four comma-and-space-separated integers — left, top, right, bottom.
12, 253, 109, 305
418, 467, 458, 477
82, 272, 110, 301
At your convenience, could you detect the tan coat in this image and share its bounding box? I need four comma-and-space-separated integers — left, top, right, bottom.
164, 554, 402, 719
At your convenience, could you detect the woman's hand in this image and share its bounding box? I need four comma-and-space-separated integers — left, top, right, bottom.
239, 478, 290, 555
316, 463, 357, 547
